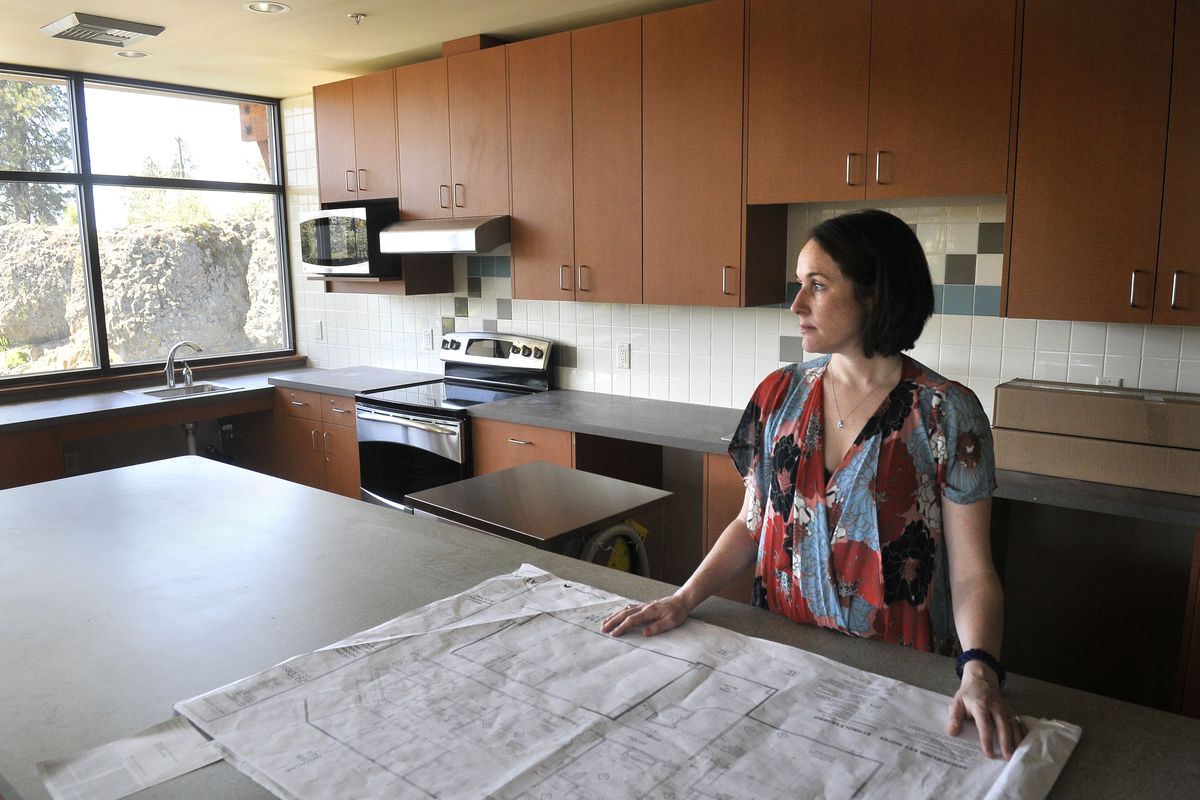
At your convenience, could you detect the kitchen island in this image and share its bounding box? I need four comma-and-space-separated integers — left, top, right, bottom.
2, 457, 1200, 799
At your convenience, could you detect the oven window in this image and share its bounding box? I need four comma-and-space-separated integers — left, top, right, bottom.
359, 440, 465, 507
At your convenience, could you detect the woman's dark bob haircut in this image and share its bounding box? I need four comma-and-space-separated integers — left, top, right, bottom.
807, 209, 934, 358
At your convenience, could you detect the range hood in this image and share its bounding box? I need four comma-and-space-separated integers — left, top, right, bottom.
378, 215, 510, 254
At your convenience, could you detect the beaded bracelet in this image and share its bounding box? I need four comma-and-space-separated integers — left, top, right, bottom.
956, 648, 1006, 687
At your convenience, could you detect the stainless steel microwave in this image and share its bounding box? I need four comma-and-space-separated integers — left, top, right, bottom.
299, 205, 402, 277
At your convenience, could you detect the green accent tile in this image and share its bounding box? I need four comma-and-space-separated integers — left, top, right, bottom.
494, 256, 511, 278
944, 254, 977, 284
467, 276, 482, 297
977, 222, 1005, 254
467, 257, 481, 277
942, 285, 975, 315
974, 286, 1001, 316
482, 319, 498, 332
497, 298, 512, 319
933, 284, 944, 314
779, 336, 805, 362
440, 316, 455, 334
453, 297, 468, 317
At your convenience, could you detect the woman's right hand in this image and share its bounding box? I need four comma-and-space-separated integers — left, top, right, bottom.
601, 594, 691, 637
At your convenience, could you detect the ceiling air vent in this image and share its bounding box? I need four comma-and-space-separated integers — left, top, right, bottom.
40, 13, 165, 47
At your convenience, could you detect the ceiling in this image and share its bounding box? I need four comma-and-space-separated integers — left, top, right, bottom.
0, 0, 702, 99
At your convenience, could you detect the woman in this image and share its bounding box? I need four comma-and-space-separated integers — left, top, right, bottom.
602, 209, 1023, 760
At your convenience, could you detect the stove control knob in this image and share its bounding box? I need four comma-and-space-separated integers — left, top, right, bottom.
521, 345, 532, 357
533, 347, 544, 359
440, 339, 450, 349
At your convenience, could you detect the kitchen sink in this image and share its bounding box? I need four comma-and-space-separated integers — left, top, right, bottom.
127, 382, 237, 399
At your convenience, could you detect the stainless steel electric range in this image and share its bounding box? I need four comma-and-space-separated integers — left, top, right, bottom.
354, 331, 553, 511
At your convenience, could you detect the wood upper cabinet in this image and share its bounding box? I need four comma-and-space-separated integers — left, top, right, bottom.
472, 418, 573, 476
508, 21, 642, 304
508, 32, 576, 301
1006, 1, 1174, 323
643, 0, 746, 307
395, 59, 453, 219
313, 72, 398, 205
1156, 0, 1200, 326
396, 48, 509, 220
748, 0, 1014, 203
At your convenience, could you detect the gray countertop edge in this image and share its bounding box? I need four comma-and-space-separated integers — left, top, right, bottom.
995, 469, 1200, 526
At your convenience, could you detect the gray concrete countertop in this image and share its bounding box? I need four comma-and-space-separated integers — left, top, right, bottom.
268, 365, 441, 397
468, 389, 744, 454
2, 456, 1199, 799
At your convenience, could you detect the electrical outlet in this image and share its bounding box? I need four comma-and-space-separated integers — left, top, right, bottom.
422, 328, 435, 351
616, 342, 631, 370
314, 318, 324, 341
1095, 376, 1123, 388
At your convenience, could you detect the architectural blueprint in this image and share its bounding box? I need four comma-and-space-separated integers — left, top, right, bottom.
175, 565, 1081, 799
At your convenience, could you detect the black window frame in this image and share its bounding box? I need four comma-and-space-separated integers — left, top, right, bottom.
0, 63, 294, 389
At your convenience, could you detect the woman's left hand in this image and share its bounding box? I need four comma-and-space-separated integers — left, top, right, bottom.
947, 662, 1025, 760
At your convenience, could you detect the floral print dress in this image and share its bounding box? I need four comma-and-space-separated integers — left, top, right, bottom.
729, 354, 995, 653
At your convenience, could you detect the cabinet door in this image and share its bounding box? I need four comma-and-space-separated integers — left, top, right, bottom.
472, 419, 572, 476
643, 0, 745, 307
396, 59, 453, 220
704, 453, 755, 604
867, 0, 1014, 198
280, 416, 325, 489
350, 70, 399, 201
321, 421, 361, 499
1006, 1, 1173, 323
747, 0, 870, 204
447, 47, 511, 217
313, 79, 358, 205
573, 17, 642, 304
508, 33, 575, 301
0, 428, 62, 489
1156, 0, 1200, 326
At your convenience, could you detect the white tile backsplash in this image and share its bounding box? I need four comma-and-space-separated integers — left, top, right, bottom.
282, 96, 1200, 418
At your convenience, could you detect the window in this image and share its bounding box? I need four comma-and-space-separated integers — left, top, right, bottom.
0, 68, 290, 383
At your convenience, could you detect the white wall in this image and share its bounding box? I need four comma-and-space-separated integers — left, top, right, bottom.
282, 95, 1200, 421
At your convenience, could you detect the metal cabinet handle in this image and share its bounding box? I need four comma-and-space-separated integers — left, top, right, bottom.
290, 400, 308, 407
453, 183, 464, 208
559, 264, 572, 292
345, 170, 356, 193
578, 265, 590, 292
845, 153, 859, 186
323, 431, 331, 455
329, 406, 350, 414
1171, 271, 1182, 309
311, 429, 318, 449
1129, 271, 1140, 308
874, 150, 889, 185
439, 184, 450, 209
507, 438, 531, 445
357, 169, 367, 191
721, 265, 735, 296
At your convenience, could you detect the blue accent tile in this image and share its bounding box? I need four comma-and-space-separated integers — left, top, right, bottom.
467, 257, 481, 278
933, 284, 944, 314
974, 286, 1001, 316
942, 285, 975, 315
494, 256, 511, 278
467, 276, 482, 297
483, 257, 497, 277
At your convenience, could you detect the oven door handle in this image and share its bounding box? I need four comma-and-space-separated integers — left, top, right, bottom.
355, 409, 459, 436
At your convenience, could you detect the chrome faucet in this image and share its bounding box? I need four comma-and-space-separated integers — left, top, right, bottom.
164, 341, 203, 388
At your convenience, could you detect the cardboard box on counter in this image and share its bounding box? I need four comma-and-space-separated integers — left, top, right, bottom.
992, 379, 1200, 496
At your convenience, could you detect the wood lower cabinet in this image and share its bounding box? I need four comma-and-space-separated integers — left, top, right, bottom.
472, 418, 573, 475
1006, 0, 1175, 323
0, 428, 63, 489
313, 71, 398, 204
277, 388, 360, 499
1156, 0, 1200, 326
703, 452, 755, 604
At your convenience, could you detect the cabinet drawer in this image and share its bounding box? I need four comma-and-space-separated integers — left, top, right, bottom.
472, 419, 573, 475
321, 394, 357, 427
279, 388, 322, 421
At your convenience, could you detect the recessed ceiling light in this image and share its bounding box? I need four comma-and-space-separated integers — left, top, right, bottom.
114, 50, 152, 59
244, 2, 291, 13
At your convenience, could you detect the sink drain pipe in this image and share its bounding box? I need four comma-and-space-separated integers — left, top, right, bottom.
183, 422, 198, 455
